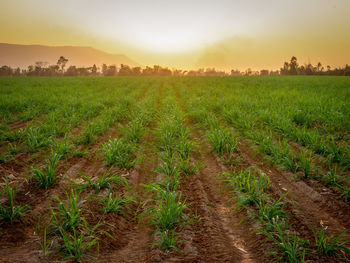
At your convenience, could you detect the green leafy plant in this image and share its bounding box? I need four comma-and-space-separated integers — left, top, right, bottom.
297, 151, 314, 178
178, 156, 198, 176
101, 138, 136, 168
224, 167, 270, 208
37, 227, 53, 257
7, 143, 19, 155
154, 230, 180, 252
26, 126, 49, 152
50, 190, 84, 232
256, 193, 289, 223
32, 153, 61, 188
50, 138, 73, 157
177, 136, 195, 159
77, 124, 98, 145
321, 166, 345, 186
58, 223, 100, 261
336, 185, 350, 202
263, 224, 308, 263
73, 170, 127, 193
123, 119, 145, 143
156, 152, 179, 177
313, 228, 350, 257
146, 186, 187, 231
0, 178, 27, 223
207, 127, 237, 156
99, 192, 134, 215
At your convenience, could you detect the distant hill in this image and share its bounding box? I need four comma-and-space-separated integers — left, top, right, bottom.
0, 43, 140, 69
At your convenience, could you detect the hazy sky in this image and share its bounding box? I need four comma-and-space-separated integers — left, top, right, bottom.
1, 0, 350, 70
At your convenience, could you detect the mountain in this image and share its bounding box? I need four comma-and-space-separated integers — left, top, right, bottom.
0, 43, 140, 69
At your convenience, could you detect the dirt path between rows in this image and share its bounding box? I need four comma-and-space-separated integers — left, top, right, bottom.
179, 138, 262, 262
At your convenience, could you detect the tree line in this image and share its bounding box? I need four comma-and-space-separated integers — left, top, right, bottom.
280, 56, 350, 76
0, 56, 349, 77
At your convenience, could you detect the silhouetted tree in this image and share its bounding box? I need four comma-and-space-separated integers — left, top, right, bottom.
0, 66, 13, 76
289, 56, 298, 75
65, 66, 77, 76
260, 69, 269, 76
57, 56, 68, 73
132, 67, 142, 76
119, 64, 133, 76
231, 69, 241, 76
105, 65, 117, 76
102, 64, 108, 76
92, 64, 98, 76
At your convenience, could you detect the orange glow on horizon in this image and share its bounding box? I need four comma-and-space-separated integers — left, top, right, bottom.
0, 0, 350, 70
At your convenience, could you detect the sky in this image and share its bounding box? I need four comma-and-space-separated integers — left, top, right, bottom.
1, 0, 350, 70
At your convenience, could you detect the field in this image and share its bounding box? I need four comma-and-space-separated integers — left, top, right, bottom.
0, 76, 349, 262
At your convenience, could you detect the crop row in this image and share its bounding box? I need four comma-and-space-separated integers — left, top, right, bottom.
142, 86, 197, 252
0, 83, 159, 260
176, 80, 350, 202
175, 80, 350, 261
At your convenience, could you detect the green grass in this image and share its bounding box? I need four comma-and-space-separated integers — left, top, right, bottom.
31, 153, 61, 188
313, 228, 350, 258
99, 192, 134, 215
263, 223, 308, 263
224, 167, 270, 209
73, 170, 128, 193
207, 127, 237, 156
50, 190, 84, 232
0, 178, 27, 223
58, 222, 100, 261
145, 185, 187, 232
101, 138, 136, 168
1, 76, 350, 260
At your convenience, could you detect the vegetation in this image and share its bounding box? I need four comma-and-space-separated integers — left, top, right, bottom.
1, 56, 350, 76
0, 178, 27, 223
0, 76, 349, 262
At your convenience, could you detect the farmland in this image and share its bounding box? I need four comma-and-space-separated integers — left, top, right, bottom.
0, 76, 349, 262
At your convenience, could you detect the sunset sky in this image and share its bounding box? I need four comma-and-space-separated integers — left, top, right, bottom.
1, 0, 350, 70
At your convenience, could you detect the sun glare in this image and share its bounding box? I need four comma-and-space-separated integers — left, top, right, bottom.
130, 29, 204, 53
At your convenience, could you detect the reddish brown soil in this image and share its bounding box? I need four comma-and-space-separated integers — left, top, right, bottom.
9, 121, 30, 131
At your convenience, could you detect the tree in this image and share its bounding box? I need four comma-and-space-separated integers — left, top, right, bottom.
172, 69, 183, 76
132, 67, 142, 76
102, 64, 108, 76
57, 56, 68, 74
280, 61, 289, 75
345, 64, 350, 76
289, 56, 298, 75
105, 65, 117, 76
260, 69, 269, 76
0, 66, 13, 76
65, 66, 78, 76
119, 64, 133, 76
245, 68, 252, 76
91, 64, 98, 76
